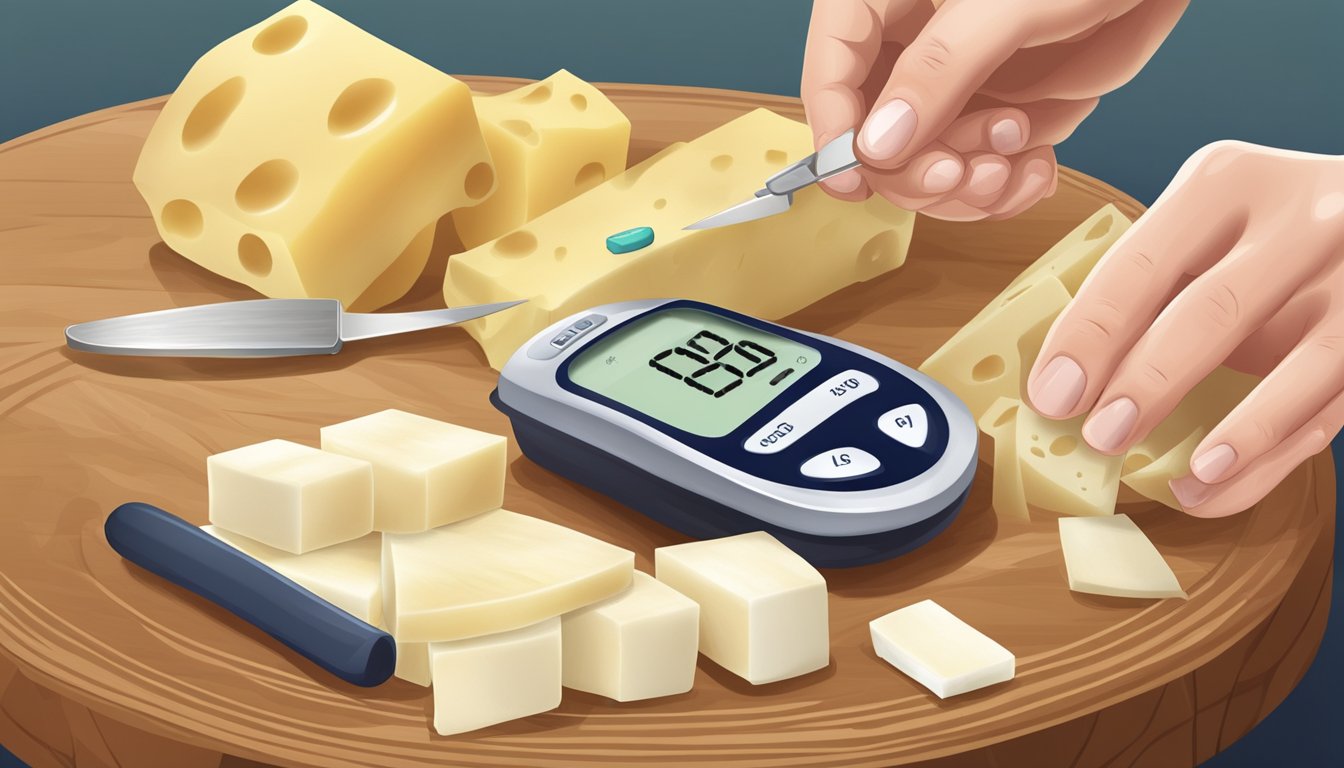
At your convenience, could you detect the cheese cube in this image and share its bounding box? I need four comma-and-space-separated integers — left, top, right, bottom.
1017, 408, 1123, 517
430, 618, 561, 735
561, 572, 699, 702
394, 641, 432, 687
452, 71, 631, 250
654, 532, 828, 685
869, 600, 1014, 698
382, 508, 633, 642
320, 409, 506, 533
1059, 514, 1187, 598
1003, 204, 1132, 296
444, 108, 914, 369
978, 398, 1030, 522
207, 439, 372, 554
134, 1, 493, 309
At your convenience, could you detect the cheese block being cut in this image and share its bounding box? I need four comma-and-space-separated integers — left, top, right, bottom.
444, 108, 915, 369
452, 70, 631, 250
207, 439, 372, 554
134, 0, 493, 309
1059, 514, 1186, 598
1004, 204, 1132, 296
320, 409, 506, 533
654, 531, 828, 685
346, 221, 436, 312
382, 508, 634, 642
978, 397, 1030, 522
561, 572, 700, 702
870, 599, 1014, 698
1017, 407, 1123, 517
430, 618, 561, 735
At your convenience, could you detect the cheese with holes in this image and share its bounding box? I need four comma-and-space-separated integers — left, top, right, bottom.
654, 532, 828, 685
320, 409, 506, 533
382, 508, 633, 642
561, 572, 700, 702
1122, 430, 1205, 510
452, 70, 631, 250
1003, 204, 1132, 296
870, 599, 1014, 698
978, 398, 1030, 521
134, 0, 493, 310
1059, 514, 1186, 598
430, 618, 561, 735
1018, 407, 1123, 517
444, 108, 915, 369
207, 439, 372, 553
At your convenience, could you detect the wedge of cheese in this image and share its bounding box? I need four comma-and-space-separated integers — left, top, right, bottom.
978, 398, 1030, 522
382, 508, 634, 642
453, 71, 631, 250
430, 618, 562, 735
870, 599, 1014, 698
134, 0, 493, 309
1059, 514, 1186, 598
444, 108, 915, 368
1017, 407, 1123, 517
1003, 204, 1132, 296
1122, 430, 1207, 510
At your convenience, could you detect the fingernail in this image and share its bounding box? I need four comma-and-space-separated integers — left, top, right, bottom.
859, 99, 917, 161
967, 160, 1009, 196
989, 119, 1024, 153
1082, 397, 1139, 453
1028, 356, 1086, 417
1191, 443, 1237, 483
822, 169, 862, 194
1170, 475, 1213, 509
921, 158, 962, 194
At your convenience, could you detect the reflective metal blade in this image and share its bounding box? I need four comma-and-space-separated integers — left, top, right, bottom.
65, 299, 343, 357
339, 299, 527, 342
682, 192, 793, 231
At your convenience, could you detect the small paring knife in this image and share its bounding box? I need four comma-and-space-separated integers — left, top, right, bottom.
64, 298, 525, 358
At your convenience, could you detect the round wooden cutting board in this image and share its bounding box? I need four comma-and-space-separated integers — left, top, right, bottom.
0, 78, 1333, 768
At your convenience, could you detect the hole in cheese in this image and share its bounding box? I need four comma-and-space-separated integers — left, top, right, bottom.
652, 198, 667, 210
519, 83, 552, 104
1030, 446, 1045, 458
252, 14, 308, 55
238, 234, 273, 277
235, 159, 299, 213
161, 199, 203, 239
554, 247, 567, 260
991, 404, 1019, 428
1123, 453, 1153, 474
574, 162, 605, 192
464, 162, 494, 201
710, 154, 734, 171
858, 230, 899, 270
971, 355, 1005, 381
495, 230, 537, 257
1050, 436, 1077, 456
328, 78, 396, 137
501, 119, 540, 145
765, 149, 788, 165
569, 93, 588, 111
181, 77, 246, 151
1085, 215, 1115, 241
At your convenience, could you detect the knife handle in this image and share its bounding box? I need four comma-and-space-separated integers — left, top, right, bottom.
105, 502, 394, 687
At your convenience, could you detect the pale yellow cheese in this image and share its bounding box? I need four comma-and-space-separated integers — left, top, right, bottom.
207, 439, 372, 554
453, 71, 631, 250
1003, 204, 1132, 296
346, 221, 436, 312
134, 0, 493, 309
561, 572, 699, 702
977, 397, 1030, 522
654, 532, 828, 685
1058, 514, 1186, 598
381, 508, 634, 642
430, 618, 561, 735
394, 641, 432, 687
1122, 429, 1207, 510
1017, 408, 1123, 517
444, 108, 915, 369
869, 599, 1014, 698
320, 409, 506, 533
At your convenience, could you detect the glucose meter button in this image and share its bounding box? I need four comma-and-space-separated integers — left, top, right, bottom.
744, 369, 878, 454
878, 404, 929, 448
800, 447, 880, 479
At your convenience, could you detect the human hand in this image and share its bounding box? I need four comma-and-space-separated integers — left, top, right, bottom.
801, 0, 1187, 220
1026, 141, 1344, 516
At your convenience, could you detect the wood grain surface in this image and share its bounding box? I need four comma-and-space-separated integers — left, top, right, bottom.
0, 77, 1333, 768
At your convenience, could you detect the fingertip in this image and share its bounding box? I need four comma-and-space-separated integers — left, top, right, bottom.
819, 169, 870, 200
858, 99, 918, 166
989, 116, 1026, 154
1169, 475, 1214, 513
921, 157, 964, 195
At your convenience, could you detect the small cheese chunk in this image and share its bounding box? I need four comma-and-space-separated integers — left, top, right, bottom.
1017, 408, 1123, 517
320, 409, 506, 533
430, 618, 561, 735
207, 439, 372, 554
870, 599, 1014, 698
654, 532, 828, 685
561, 572, 700, 702
1004, 204, 1132, 296
1122, 430, 1207, 510
978, 398, 1030, 522
1059, 514, 1187, 598
452, 70, 631, 250
394, 641, 431, 687
382, 508, 634, 642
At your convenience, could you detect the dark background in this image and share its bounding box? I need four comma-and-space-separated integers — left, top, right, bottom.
1, 1, 1340, 765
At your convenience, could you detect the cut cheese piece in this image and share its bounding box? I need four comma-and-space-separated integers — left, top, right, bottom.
1004, 204, 1132, 296
561, 571, 699, 702
134, 1, 493, 308
1122, 429, 1207, 510
202, 526, 382, 625
206, 439, 372, 554
978, 397, 1030, 522
453, 70, 631, 250
654, 532, 828, 685
394, 641, 431, 687
1058, 514, 1186, 598
382, 508, 634, 642
346, 220, 436, 312
430, 618, 561, 735
444, 108, 915, 368
1017, 407, 1123, 517
320, 409, 506, 533
870, 599, 1014, 698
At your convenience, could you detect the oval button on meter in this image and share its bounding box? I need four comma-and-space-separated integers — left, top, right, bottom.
879, 404, 928, 448
743, 370, 878, 454
800, 447, 880, 479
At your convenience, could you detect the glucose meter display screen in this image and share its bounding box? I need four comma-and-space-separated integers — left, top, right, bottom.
568, 309, 821, 438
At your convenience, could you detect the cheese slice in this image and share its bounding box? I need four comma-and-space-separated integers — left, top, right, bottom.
1003, 204, 1132, 296
430, 618, 561, 735
134, 0, 493, 308
978, 398, 1030, 522
382, 508, 634, 642
1058, 514, 1186, 598
869, 599, 1014, 698
654, 531, 828, 685
452, 70, 631, 250
1017, 407, 1123, 517
444, 108, 915, 369
1122, 429, 1208, 510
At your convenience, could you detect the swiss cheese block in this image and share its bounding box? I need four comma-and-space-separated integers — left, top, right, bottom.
320, 409, 506, 533
452, 70, 631, 249
1017, 407, 1123, 517
1059, 514, 1186, 598
869, 600, 1014, 698
444, 108, 915, 369
561, 571, 700, 702
382, 508, 634, 642
1003, 204, 1132, 296
207, 439, 372, 554
1121, 429, 1207, 510
430, 618, 562, 735
134, 0, 494, 309
978, 398, 1030, 522
654, 532, 828, 685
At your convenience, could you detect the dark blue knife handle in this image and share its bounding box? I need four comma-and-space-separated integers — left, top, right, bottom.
105, 501, 395, 687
